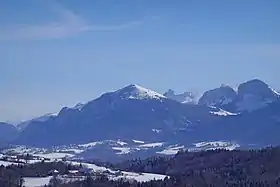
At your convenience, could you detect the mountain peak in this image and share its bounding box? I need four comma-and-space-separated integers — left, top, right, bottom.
238, 79, 279, 99
116, 84, 166, 100
164, 89, 196, 104
198, 85, 237, 107
236, 79, 279, 111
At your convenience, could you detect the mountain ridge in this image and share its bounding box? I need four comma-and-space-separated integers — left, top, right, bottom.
15, 79, 280, 129
1, 79, 279, 161
198, 79, 280, 113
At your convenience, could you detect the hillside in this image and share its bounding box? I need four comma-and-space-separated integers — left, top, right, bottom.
113, 147, 280, 187
2, 147, 280, 186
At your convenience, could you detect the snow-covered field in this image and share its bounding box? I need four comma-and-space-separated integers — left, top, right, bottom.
0, 139, 242, 186
78, 141, 102, 148
23, 170, 167, 186
67, 161, 114, 173
0, 154, 168, 185
132, 140, 145, 144
24, 176, 52, 187
1, 139, 241, 162
113, 171, 167, 182
1, 150, 168, 186
24, 175, 86, 187
192, 141, 240, 151
157, 145, 184, 155
112, 147, 131, 154
68, 161, 167, 182
0, 140, 240, 167
0, 160, 21, 166
34, 152, 75, 159
139, 142, 164, 148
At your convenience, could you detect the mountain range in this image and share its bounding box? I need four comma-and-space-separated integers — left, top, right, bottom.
1, 79, 280, 160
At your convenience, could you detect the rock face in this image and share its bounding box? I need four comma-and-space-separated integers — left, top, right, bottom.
236, 79, 280, 112
198, 79, 280, 113
164, 89, 197, 104
198, 85, 237, 110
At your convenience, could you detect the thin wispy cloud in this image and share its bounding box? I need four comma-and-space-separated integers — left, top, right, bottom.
0, 1, 143, 40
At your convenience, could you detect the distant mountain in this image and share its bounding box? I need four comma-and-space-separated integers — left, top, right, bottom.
16, 113, 58, 131
12, 80, 280, 160
236, 79, 280, 112
0, 122, 19, 143
17, 103, 86, 131
198, 85, 237, 110
163, 89, 197, 104
16, 84, 214, 147
198, 79, 280, 113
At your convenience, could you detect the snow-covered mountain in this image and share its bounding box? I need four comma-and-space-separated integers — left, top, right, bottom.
236, 79, 280, 112
16, 84, 214, 146
198, 85, 237, 109
198, 79, 280, 113
163, 89, 197, 104
115, 84, 166, 100
16, 113, 58, 131
4, 79, 280, 161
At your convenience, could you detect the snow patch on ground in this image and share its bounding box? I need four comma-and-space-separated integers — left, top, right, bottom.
210, 109, 239, 116
68, 161, 114, 173
116, 172, 167, 182
157, 145, 184, 155
0, 160, 21, 166
139, 142, 164, 148
78, 141, 102, 148
68, 161, 167, 182
24, 176, 52, 187
193, 141, 240, 151
132, 140, 145, 144
112, 147, 131, 154
34, 153, 75, 159
58, 148, 85, 154
115, 140, 127, 146
152, 129, 161, 133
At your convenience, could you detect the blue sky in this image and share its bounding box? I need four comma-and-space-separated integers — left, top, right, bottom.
1, 0, 280, 122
